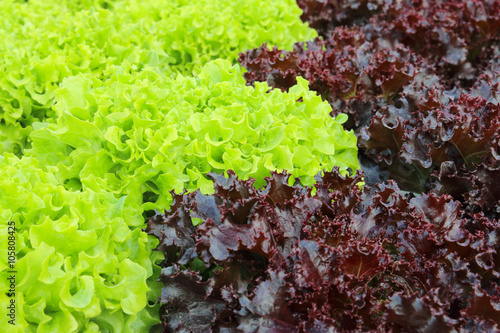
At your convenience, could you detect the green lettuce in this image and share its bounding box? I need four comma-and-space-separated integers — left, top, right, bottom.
27, 60, 360, 212
0, 154, 162, 332
0, 0, 315, 156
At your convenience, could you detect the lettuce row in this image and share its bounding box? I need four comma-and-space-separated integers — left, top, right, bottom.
27, 60, 360, 213
0, 154, 162, 332
0, 0, 316, 155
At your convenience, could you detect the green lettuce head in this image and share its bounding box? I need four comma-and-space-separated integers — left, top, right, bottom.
28, 59, 360, 212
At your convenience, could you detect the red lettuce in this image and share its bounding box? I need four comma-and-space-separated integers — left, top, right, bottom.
146, 169, 500, 332
297, 0, 500, 68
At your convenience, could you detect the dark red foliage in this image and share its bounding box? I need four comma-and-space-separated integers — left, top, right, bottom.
296, 0, 389, 37
297, 0, 500, 69
239, 28, 427, 129
248, 0, 500, 94
146, 169, 500, 332
359, 74, 500, 202
240, 28, 367, 99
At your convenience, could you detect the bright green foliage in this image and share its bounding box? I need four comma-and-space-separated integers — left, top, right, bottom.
0, 0, 315, 155
27, 60, 360, 212
0, 154, 162, 332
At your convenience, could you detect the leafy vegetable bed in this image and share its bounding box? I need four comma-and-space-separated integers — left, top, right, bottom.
0, 0, 499, 332
153, 0, 500, 331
